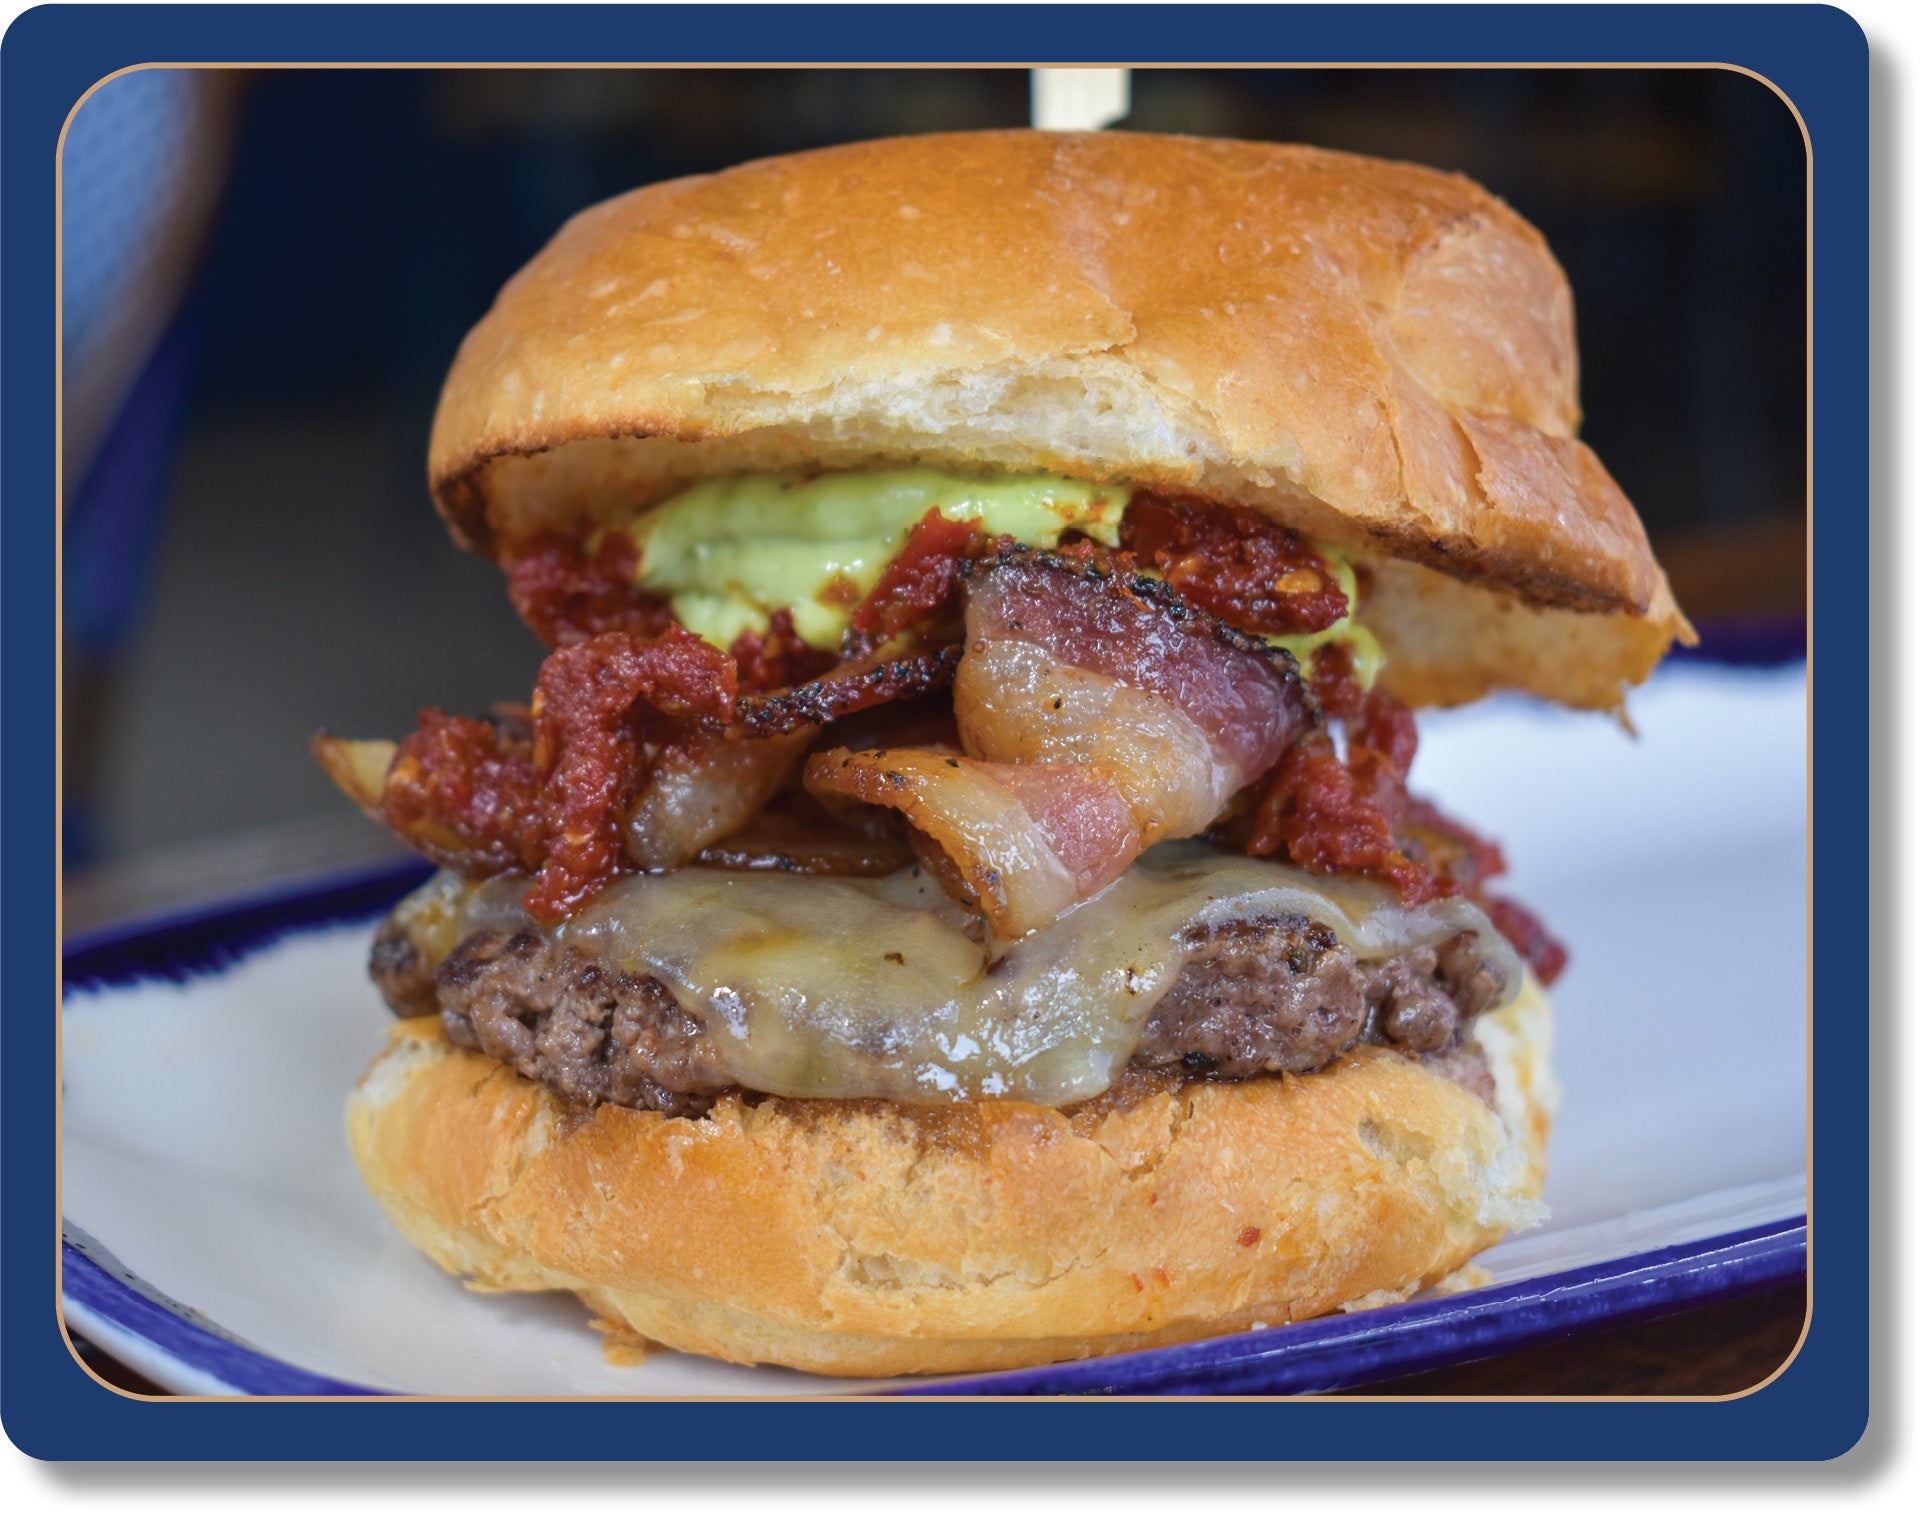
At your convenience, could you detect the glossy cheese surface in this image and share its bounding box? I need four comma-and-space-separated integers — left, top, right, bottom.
391, 843, 1520, 1107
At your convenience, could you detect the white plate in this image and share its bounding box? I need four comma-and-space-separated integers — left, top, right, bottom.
61, 663, 1809, 1395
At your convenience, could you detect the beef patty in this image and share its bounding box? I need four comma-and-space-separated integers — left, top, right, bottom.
433, 929, 731, 1116
370, 911, 1506, 1118
1135, 916, 1507, 1076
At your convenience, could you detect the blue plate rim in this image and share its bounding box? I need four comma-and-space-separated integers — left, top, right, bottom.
898, 1216, 1807, 1395
60, 855, 1808, 1398
59, 1219, 1807, 1399
62, 1239, 382, 1397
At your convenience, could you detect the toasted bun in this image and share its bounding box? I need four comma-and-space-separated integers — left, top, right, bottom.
345, 977, 1553, 1380
428, 130, 1686, 710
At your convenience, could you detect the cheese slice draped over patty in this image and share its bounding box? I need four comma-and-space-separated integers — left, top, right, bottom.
385, 842, 1522, 1107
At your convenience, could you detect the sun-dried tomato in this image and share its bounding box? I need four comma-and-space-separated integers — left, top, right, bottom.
728, 608, 836, 694
1307, 644, 1362, 723
1120, 492, 1348, 636
523, 626, 738, 920
1309, 644, 1413, 779
505, 530, 675, 649
1053, 536, 1140, 573
1481, 896, 1569, 986
1244, 640, 1444, 902
1394, 797, 1568, 981
1398, 795, 1508, 892
1245, 731, 1450, 905
1247, 638, 1569, 977
848, 508, 981, 647
381, 711, 546, 877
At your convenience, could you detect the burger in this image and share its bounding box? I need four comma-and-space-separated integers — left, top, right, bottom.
316, 130, 1690, 1378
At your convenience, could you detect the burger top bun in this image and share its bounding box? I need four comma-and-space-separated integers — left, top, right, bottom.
428, 130, 1690, 709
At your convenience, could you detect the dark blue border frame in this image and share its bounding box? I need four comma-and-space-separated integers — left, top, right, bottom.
5, 4, 1863, 1459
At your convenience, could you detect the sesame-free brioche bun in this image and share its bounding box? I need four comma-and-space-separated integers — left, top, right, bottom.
345, 976, 1554, 1380
427, 130, 1688, 710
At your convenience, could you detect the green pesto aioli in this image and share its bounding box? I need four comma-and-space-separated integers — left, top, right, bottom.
1266, 553, 1386, 689
623, 467, 1381, 687
624, 469, 1127, 651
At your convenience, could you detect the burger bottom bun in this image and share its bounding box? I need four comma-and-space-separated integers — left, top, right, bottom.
345, 978, 1555, 1379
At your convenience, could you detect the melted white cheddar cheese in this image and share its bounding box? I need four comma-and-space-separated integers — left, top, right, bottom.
392, 844, 1521, 1107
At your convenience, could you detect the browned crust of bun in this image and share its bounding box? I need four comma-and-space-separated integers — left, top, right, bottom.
1366, 556, 1685, 710
426, 130, 1688, 708
345, 984, 1553, 1379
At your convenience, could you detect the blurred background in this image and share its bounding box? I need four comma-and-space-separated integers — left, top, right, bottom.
60, 66, 1808, 921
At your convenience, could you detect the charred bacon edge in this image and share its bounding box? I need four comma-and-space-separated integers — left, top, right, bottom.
961, 539, 1313, 697
732, 644, 963, 738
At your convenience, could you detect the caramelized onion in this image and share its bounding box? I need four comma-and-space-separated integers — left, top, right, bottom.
692, 793, 913, 876
625, 729, 814, 871
311, 735, 396, 815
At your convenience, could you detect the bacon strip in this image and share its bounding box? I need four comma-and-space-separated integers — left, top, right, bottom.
312, 734, 396, 817
804, 549, 1313, 937
806, 749, 1141, 931
733, 644, 961, 737
959, 549, 1306, 813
